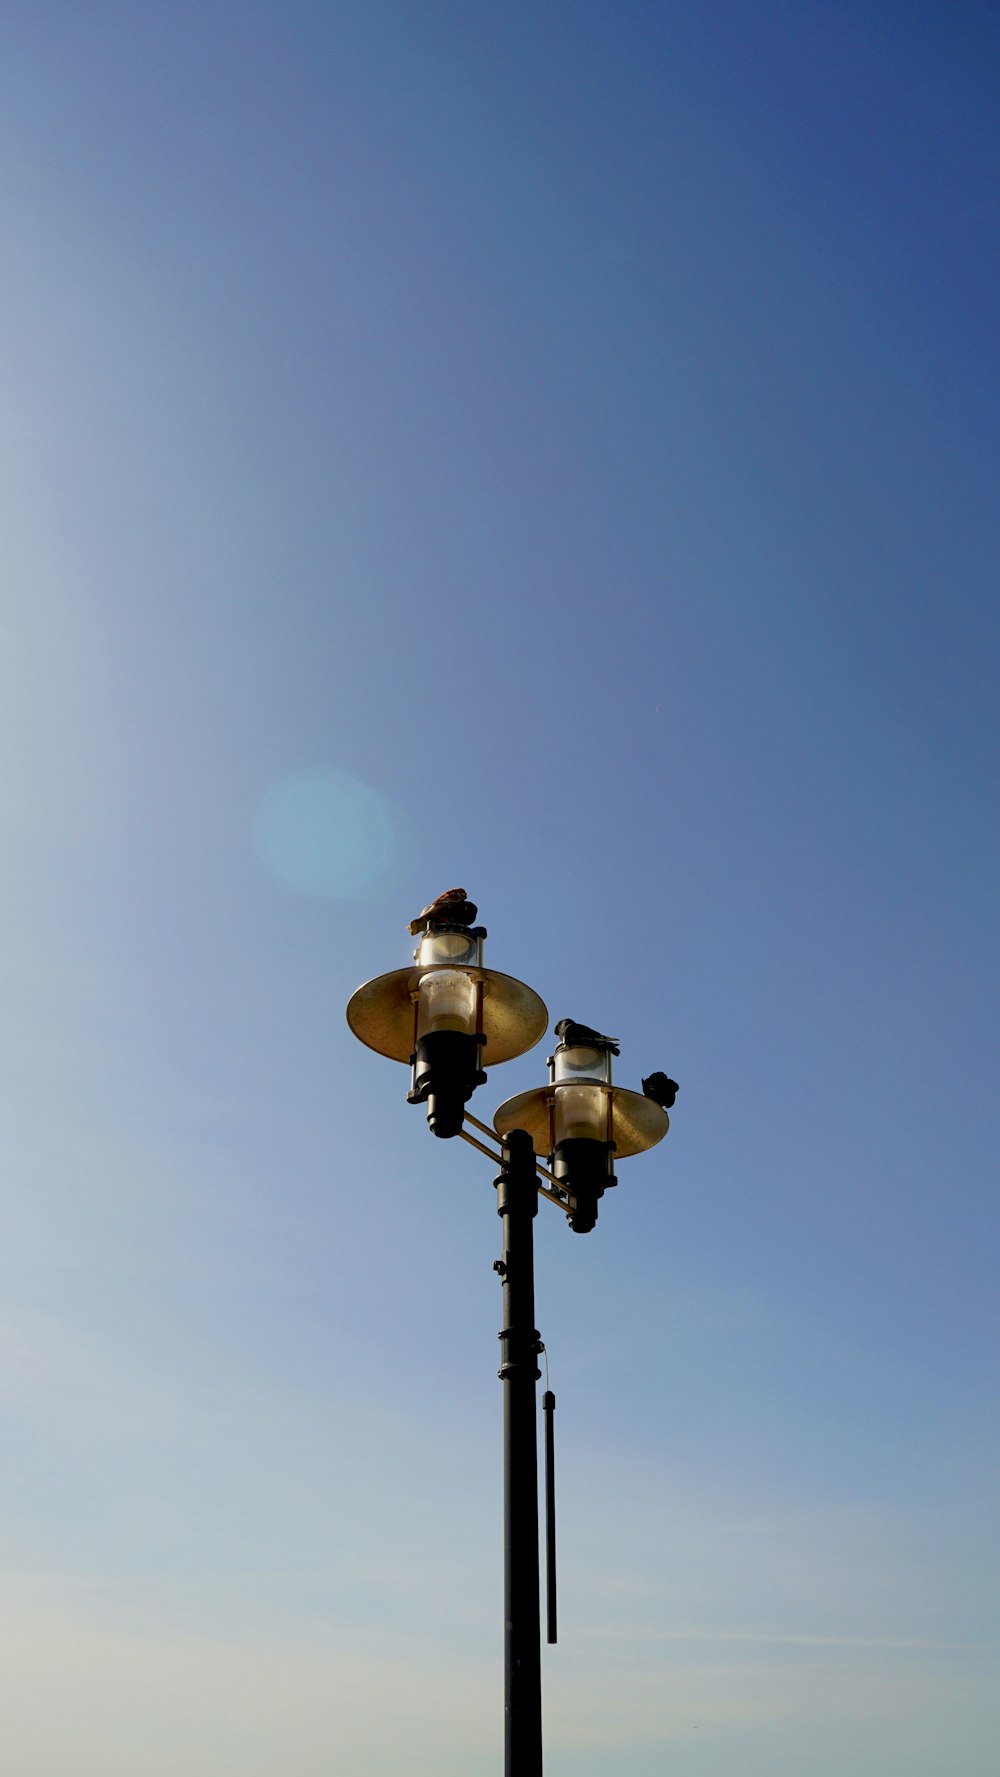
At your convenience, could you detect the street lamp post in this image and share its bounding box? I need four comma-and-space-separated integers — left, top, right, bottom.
346, 905, 671, 1775
496, 1127, 544, 1777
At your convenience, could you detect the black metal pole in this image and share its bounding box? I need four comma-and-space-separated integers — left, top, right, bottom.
496, 1127, 543, 1777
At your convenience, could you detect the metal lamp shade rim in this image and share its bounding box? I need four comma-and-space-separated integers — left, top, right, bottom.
346, 965, 549, 1066
493, 1083, 668, 1160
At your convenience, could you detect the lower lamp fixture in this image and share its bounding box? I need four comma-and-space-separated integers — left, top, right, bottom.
493, 1024, 669, 1231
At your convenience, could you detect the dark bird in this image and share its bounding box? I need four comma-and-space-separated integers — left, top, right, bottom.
642, 1071, 679, 1110
553, 1018, 620, 1056
407, 887, 478, 935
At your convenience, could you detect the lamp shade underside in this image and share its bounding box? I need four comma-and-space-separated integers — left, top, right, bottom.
346, 966, 549, 1066
493, 1085, 668, 1159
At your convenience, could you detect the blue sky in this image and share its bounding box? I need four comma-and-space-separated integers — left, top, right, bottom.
1, 2, 997, 1771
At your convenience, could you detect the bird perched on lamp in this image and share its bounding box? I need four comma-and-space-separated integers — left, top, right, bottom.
642, 1071, 679, 1110
407, 887, 479, 935
553, 1019, 620, 1057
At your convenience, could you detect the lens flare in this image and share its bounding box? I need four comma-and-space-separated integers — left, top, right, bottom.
253, 769, 400, 898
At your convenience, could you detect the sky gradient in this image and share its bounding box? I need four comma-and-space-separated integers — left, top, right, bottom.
1, 3, 998, 1772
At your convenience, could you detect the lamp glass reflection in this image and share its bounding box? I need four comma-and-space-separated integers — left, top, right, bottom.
416, 970, 479, 1038
553, 1083, 611, 1145
552, 1044, 611, 1087
416, 929, 483, 968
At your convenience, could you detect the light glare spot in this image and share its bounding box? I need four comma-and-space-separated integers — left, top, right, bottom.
254, 769, 398, 898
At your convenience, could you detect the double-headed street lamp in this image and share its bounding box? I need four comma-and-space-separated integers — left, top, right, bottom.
346, 900, 672, 1776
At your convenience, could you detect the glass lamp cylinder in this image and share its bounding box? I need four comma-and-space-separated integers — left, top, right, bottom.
552, 1044, 612, 1088
416, 928, 483, 970
551, 1051, 615, 1234
552, 1083, 611, 1144
416, 969, 478, 1037
408, 929, 485, 1138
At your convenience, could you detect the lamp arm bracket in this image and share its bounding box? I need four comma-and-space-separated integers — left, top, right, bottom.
460, 1116, 575, 1217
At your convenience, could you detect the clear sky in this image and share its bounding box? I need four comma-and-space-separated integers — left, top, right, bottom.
1, 3, 998, 1772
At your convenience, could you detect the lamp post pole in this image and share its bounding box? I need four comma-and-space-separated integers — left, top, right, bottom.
495, 1128, 543, 1777
345, 907, 673, 1777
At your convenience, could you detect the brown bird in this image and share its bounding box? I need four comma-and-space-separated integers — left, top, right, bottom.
407, 887, 479, 935
642, 1072, 679, 1110
554, 1019, 620, 1057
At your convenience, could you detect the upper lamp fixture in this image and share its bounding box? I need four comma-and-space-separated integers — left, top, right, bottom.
493, 1020, 669, 1232
346, 892, 548, 1138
